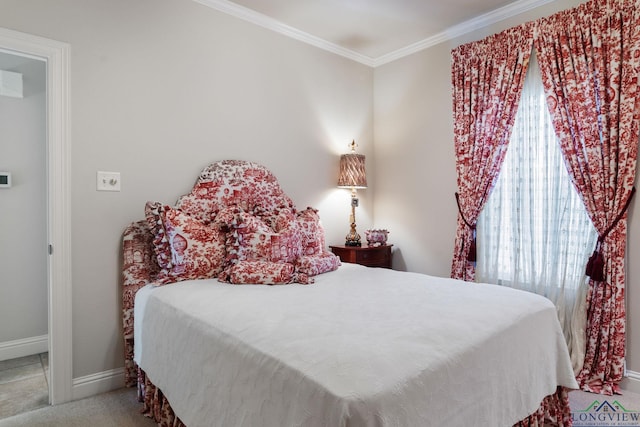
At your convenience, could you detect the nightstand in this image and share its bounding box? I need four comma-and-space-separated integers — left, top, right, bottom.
329, 244, 393, 269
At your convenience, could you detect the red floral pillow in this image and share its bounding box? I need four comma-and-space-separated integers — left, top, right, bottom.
297, 252, 341, 276
297, 207, 326, 256
144, 201, 172, 270
145, 202, 226, 283
229, 210, 302, 264
218, 209, 311, 284
265, 207, 297, 233
295, 207, 341, 276
218, 260, 312, 285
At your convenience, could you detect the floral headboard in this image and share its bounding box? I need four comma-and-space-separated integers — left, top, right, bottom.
174, 160, 295, 222
122, 160, 340, 386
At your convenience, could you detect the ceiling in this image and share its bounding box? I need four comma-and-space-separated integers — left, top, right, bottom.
195, 0, 554, 66
1, 1, 553, 69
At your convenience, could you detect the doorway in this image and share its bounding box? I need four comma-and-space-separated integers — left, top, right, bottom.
0, 51, 48, 418
0, 28, 72, 406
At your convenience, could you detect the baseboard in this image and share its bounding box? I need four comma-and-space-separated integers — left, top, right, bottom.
622, 370, 640, 394
0, 335, 48, 362
72, 367, 125, 401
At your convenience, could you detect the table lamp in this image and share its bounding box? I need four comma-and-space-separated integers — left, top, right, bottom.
337, 140, 367, 246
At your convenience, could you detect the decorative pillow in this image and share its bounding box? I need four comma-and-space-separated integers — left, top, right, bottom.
218, 260, 312, 285
297, 252, 341, 276
144, 201, 172, 270
213, 205, 241, 232
297, 207, 326, 256
217, 208, 314, 285
265, 207, 297, 233
228, 210, 302, 265
145, 202, 226, 283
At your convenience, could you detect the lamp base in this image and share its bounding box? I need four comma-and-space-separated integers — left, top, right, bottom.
345, 223, 361, 247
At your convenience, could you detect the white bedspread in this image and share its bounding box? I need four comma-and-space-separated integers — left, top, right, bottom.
134, 263, 577, 427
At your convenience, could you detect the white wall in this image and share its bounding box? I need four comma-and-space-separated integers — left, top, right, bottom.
0, 55, 47, 350
0, 0, 374, 379
373, 0, 640, 377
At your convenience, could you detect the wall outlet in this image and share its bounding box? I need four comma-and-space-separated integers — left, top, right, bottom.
96, 171, 121, 192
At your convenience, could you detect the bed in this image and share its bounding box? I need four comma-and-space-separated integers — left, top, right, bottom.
122, 160, 578, 426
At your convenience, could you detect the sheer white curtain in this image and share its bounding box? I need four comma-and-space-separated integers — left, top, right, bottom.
476, 54, 598, 373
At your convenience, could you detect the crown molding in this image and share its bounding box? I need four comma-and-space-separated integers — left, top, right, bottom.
194, 0, 556, 68
194, 0, 376, 67
373, 0, 556, 66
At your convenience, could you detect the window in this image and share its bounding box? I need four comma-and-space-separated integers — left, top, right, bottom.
476, 54, 598, 358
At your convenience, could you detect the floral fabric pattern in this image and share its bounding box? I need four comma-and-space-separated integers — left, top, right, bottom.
135, 371, 571, 427
139, 370, 185, 427
534, 0, 640, 395
295, 206, 341, 275
144, 201, 173, 270
122, 220, 160, 386
450, 23, 534, 281
217, 208, 314, 285
297, 252, 341, 276
227, 210, 302, 264
219, 260, 313, 285
175, 160, 295, 222
297, 207, 327, 256
513, 387, 572, 427
145, 202, 226, 283
214, 205, 341, 285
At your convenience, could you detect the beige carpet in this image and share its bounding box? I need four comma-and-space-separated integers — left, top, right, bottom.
2, 386, 640, 426
0, 387, 155, 427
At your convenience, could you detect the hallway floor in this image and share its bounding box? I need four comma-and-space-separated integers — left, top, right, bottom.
0, 353, 49, 420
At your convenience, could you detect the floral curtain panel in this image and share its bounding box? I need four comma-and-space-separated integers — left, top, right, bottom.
450, 24, 534, 281
534, 0, 640, 395
451, 0, 640, 395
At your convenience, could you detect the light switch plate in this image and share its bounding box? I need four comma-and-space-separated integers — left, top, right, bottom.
96, 171, 121, 192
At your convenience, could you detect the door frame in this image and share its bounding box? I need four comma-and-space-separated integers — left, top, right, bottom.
0, 27, 72, 404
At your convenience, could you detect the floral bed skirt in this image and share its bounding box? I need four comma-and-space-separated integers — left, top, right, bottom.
134, 365, 572, 427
